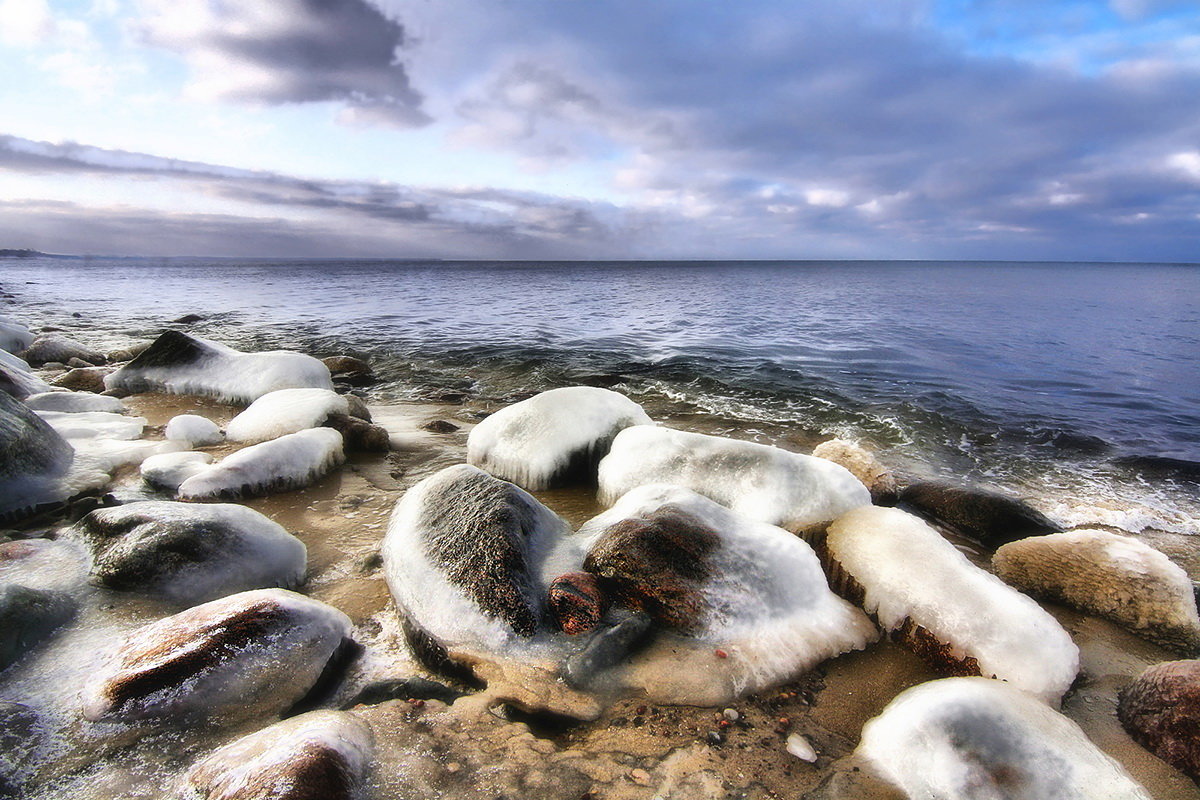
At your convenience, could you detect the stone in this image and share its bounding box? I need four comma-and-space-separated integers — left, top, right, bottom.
22, 391, 126, 414
164, 414, 224, 447
321, 355, 375, 386
341, 677, 465, 708
0, 362, 53, 400
0, 391, 75, 520
140, 451, 214, 491
50, 366, 109, 393
171, 314, 204, 324
563, 611, 654, 689
0, 583, 75, 671
178, 428, 345, 500
0, 702, 41, 798
1118, 660, 1200, 781
322, 413, 391, 452
422, 419, 460, 434
19, 334, 106, 367
811, 438, 898, 503
548, 571, 606, 635
899, 481, 1060, 547
226, 388, 349, 444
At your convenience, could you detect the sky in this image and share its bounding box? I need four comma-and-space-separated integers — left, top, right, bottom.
1, 0, 1199, 261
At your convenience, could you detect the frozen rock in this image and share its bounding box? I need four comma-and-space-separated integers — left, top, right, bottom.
23, 391, 125, 414
468, 387, 653, 490
0, 320, 33, 355
178, 428, 345, 501
0, 361, 53, 401
35, 410, 144, 441
50, 366, 109, 393
82, 588, 352, 723
140, 451, 214, 491
0, 583, 75, 671
899, 481, 1060, 546
225, 387, 350, 444
1119, 660, 1200, 781
995, 530, 1200, 652
0, 392, 75, 520
820, 506, 1078, 703
852, 677, 1151, 799
19, 334, 105, 367
811, 439, 898, 503
165, 414, 224, 447
598, 426, 871, 531
104, 330, 333, 404
72, 501, 307, 603
183, 710, 374, 800
548, 571, 606, 635
0, 348, 29, 373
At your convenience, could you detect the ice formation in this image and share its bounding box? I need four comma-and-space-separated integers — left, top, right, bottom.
140, 451, 214, 491
994, 530, 1200, 652
104, 330, 333, 404
598, 426, 871, 530
23, 391, 126, 414
0, 319, 33, 354
164, 414, 224, 447
467, 386, 653, 490
821, 506, 1079, 703
856, 677, 1152, 799
0, 392, 75, 519
225, 387, 349, 444
34, 410, 144, 441
178, 427, 345, 500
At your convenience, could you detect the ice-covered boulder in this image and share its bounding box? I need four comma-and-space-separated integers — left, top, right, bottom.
165, 414, 224, 447
23, 391, 125, 414
19, 334, 105, 367
995, 530, 1200, 652
382, 464, 570, 670
178, 428, 344, 501
467, 386, 653, 490
104, 330, 333, 404
0, 392, 75, 520
810, 439, 898, 504
183, 710, 374, 800
35, 410, 144, 441
0, 319, 33, 355
853, 677, 1151, 800
899, 481, 1060, 547
1119, 660, 1200, 781
72, 501, 307, 603
820, 506, 1078, 703
82, 588, 351, 723
0, 361, 53, 400
0, 583, 75, 671
140, 451, 214, 491
0, 348, 30, 373
598, 426, 871, 531
225, 387, 350, 444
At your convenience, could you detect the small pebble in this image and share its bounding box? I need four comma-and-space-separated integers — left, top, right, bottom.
786, 732, 818, 762
714, 648, 728, 659
628, 768, 651, 785
722, 708, 740, 722
706, 731, 725, 746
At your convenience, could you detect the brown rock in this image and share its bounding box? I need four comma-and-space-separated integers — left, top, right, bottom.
322, 356, 375, 387
812, 439, 898, 504
548, 572, 606, 634
323, 414, 390, 452
1119, 660, 1200, 781
50, 366, 109, 393
898, 481, 1059, 547
422, 419, 460, 434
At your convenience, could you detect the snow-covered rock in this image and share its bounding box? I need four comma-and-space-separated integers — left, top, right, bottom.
0, 392, 75, 519
178, 428, 344, 500
140, 451, 214, 491
164, 414, 224, 447
0, 361, 53, 400
821, 506, 1078, 703
856, 678, 1152, 799
467, 386, 653, 490
35, 410, 144, 441
183, 710, 374, 800
82, 588, 351, 723
598, 426, 870, 530
225, 387, 349, 444
19, 334, 105, 367
0, 320, 33, 355
72, 501, 306, 603
995, 530, 1200, 652
104, 330, 333, 404
23, 391, 125, 414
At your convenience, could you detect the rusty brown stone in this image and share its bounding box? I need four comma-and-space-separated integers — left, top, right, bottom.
1118, 659, 1200, 781
549, 572, 606, 635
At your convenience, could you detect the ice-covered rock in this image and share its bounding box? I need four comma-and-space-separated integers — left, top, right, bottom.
0, 702, 42, 798
23, 391, 125, 414
0, 319, 33, 355
854, 677, 1152, 800
899, 481, 1060, 547
0, 392, 75, 519
140, 451, 214, 491
19, 334, 105, 367
820, 506, 1078, 703
0, 361, 53, 400
1119, 660, 1200, 781
82, 588, 352, 723
0, 348, 30, 373
995, 530, 1200, 652
182, 710, 374, 800
0, 583, 75, 671
72, 501, 307, 603
165, 414, 224, 447
811, 438, 898, 503
468, 386, 653, 490
598, 426, 871, 531
382, 464, 570, 670
104, 330, 333, 404
225, 387, 350, 444
178, 428, 345, 500
35, 410, 145, 440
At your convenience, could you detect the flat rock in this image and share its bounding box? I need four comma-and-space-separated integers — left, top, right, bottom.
1119, 659, 1200, 781
0, 583, 75, 671
899, 481, 1060, 547
322, 413, 391, 453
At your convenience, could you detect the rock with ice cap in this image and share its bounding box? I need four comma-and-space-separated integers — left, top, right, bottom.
0, 319, 34, 355
178, 428, 344, 500
23, 391, 125, 414
165, 414, 223, 447
598, 426, 870, 531
1119, 660, 1200, 782
72, 501, 306, 604
82, 588, 351, 723
35, 410, 144, 441
0, 392, 75, 520
995, 530, 1200, 653
225, 388, 350, 444
811, 439, 898, 504
140, 451, 214, 492
468, 386, 653, 490
818, 506, 1078, 703
104, 330, 333, 404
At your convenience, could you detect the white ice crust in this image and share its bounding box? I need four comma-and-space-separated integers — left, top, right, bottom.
825, 506, 1079, 703
23, 391, 126, 414
140, 450, 214, 491
165, 414, 224, 447
35, 410, 145, 441
468, 386, 653, 490
225, 387, 349, 444
857, 677, 1152, 799
178, 427, 345, 500
598, 426, 871, 530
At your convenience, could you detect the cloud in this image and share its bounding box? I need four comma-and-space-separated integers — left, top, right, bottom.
133, 0, 428, 126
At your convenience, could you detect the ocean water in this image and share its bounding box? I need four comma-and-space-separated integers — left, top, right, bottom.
3, 257, 1198, 532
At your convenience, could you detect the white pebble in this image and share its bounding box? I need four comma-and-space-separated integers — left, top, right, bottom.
786, 732, 818, 762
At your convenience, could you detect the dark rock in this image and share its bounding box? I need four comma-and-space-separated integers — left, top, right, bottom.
39, 326, 63, 333
898, 481, 1060, 547
0, 584, 75, 671
344, 394, 372, 422
19, 334, 106, 367
171, 314, 204, 324
421, 419, 460, 434
563, 611, 654, 689
583, 506, 719, 633
0, 391, 74, 520
0, 702, 42, 798
0, 362, 48, 400
549, 571, 606, 634
341, 676, 466, 708
1119, 659, 1200, 780
100, 386, 131, 398
322, 356, 375, 387
432, 390, 469, 404
323, 414, 390, 453
1113, 455, 1200, 485
50, 366, 109, 393
65, 357, 93, 369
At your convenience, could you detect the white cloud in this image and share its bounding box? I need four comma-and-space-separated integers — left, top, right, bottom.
0, 0, 56, 46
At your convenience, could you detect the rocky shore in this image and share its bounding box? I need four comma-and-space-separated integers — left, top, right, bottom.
2, 294, 1200, 799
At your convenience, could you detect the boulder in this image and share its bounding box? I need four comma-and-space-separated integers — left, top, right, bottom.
82, 588, 351, 723
995, 530, 1200, 652
321, 355, 375, 386
178, 428, 345, 501
23, 391, 126, 414
899, 481, 1060, 547
104, 330, 333, 404
1118, 660, 1200, 781
0, 362, 53, 400
165, 414, 224, 447
19, 334, 105, 367
321, 413, 390, 453
107, 340, 153, 363
72, 501, 306, 604
810, 439, 898, 503
225, 388, 350, 444
548, 571, 606, 635
0, 320, 33, 355
0, 392, 75, 520
51, 366, 109, 393
468, 386, 653, 490
0, 583, 75, 671
140, 451, 214, 491
598, 426, 871, 531
183, 710, 373, 800
819, 506, 1078, 703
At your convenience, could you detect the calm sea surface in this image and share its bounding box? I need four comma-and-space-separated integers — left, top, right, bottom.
3, 257, 1198, 531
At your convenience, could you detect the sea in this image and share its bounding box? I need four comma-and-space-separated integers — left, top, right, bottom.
2, 257, 1198, 534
